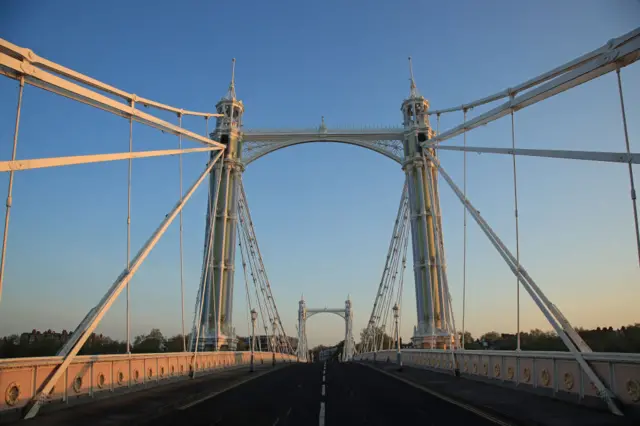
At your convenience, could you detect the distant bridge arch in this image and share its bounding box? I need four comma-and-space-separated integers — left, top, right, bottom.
297, 297, 355, 362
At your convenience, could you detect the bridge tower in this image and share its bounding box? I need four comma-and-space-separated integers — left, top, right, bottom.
343, 296, 355, 361
402, 58, 452, 349
297, 296, 308, 361
194, 59, 244, 350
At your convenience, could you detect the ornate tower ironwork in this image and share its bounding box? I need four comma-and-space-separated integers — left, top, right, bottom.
194, 59, 245, 350
401, 57, 452, 349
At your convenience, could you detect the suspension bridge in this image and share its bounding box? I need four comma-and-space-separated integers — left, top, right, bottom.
0, 26, 639, 426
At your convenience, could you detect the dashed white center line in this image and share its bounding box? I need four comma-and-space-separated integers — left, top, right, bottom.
319, 362, 327, 426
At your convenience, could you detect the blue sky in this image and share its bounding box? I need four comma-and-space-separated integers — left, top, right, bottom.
0, 1, 638, 348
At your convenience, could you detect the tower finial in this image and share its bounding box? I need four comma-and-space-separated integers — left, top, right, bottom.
408, 56, 419, 98
225, 58, 237, 100
319, 115, 327, 133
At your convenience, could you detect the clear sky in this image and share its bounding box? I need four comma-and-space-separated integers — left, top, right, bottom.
0, 1, 638, 348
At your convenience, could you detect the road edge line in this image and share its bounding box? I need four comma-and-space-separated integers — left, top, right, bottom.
178, 365, 289, 410
359, 363, 514, 426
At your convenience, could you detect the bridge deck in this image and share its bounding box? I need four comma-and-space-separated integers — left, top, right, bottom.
7, 362, 636, 426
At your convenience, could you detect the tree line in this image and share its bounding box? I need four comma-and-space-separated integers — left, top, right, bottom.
2, 323, 640, 358
461, 324, 640, 352
356, 323, 640, 353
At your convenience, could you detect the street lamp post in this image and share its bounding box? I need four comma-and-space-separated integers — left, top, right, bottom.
250, 309, 257, 373
393, 303, 403, 371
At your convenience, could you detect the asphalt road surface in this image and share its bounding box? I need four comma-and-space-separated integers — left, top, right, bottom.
146, 361, 505, 426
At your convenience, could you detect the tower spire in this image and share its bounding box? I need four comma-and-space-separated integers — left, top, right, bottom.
225, 58, 237, 100
408, 56, 419, 98
319, 116, 327, 133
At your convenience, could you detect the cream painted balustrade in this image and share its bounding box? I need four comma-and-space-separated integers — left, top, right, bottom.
0, 351, 296, 413
355, 350, 640, 410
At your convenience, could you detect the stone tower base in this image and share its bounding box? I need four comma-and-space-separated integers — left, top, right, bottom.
411, 332, 456, 349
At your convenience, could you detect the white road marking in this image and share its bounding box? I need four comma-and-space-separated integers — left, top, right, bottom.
272, 418, 280, 426
178, 367, 281, 410
361, 364, 513, 426
319, 365, 327, 426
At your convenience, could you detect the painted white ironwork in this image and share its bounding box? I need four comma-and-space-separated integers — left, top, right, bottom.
363, 181, 410, 354
22, 152, 223, 419
242, 133, 404, 165
297, 298, 355, 362
0, 26, 637, 421
424, 28, 640, 145
424, 151, 623, 415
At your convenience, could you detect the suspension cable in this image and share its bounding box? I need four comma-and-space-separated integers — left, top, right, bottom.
238, 203, 270, 349
394, 213, 409, 346
177, 113, 186, 351
238, 178, 293, 354
510, 95, 522, 350
189, 118, 218, 351
0, 76, 24, 307
375, 206, 410, 350
237, 189, 292, 354
461, 108, 468, 349
366, 180, 408, 350
126, 99, 133, 354
237, 226, 254, 343
191, 154, 223, 360
434, 112, 454, 349
615, 68, 640, 267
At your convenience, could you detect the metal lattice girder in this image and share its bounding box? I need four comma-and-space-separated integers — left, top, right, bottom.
22, 152, 223, 420
425, 27, 640, 146
242, 130, 405, 165
306, 308, 347, 319
424, 151, 623, 416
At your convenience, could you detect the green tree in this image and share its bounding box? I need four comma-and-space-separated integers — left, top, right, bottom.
360, 326, 393, 350
165, 334, 188, 352
132, 328, 165, 353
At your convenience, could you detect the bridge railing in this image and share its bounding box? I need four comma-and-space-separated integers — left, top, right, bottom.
355, 350, 640, 409
0, 351, 296, 414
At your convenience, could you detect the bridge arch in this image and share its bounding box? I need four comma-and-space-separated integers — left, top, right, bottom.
306, 309, 346, 320
297, 298, 355, 362
242, 137, 404, 166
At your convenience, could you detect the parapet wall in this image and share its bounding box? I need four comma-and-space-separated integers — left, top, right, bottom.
355, 349, 640, 409
0, 351, 296, 413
